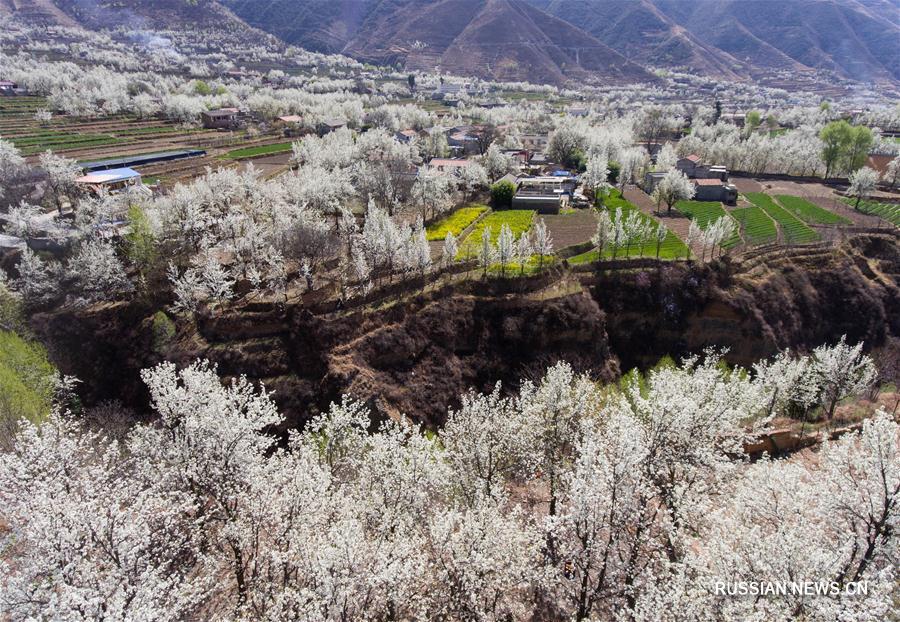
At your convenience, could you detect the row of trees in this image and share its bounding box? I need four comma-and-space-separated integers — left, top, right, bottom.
592, 207, 669, 261
1, 339, 892, 621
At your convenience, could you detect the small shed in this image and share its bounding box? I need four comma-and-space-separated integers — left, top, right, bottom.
643, 171, 667, 193
201, 108, 239, 129
74, 168, 147, 194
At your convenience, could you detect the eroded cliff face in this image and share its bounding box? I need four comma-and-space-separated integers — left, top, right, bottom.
592, 234, 900, 371
32, 233, 900, 428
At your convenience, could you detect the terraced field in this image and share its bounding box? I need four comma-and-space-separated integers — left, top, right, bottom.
569, 193, 689, 263
6, 130, 126, 155
840, 198, 900, 227
775, 195, 850, 225
458, 210, 535, 258
426, 205, 488, 241
731, 205, 777, 245
674, 200, 741, 247
744, 193, 820, 244
223, 142, 294, 160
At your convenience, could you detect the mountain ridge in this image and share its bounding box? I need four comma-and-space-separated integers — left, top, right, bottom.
4, 0, 898, 87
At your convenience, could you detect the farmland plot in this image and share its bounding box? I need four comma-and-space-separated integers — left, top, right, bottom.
458, 210, 535, 258
775, 195, 851, 225
731, 206, 777, 245
426, 206, 489, 241
745, 193, 820, 244
840, 198, 900, 227
675, 200, 741, 247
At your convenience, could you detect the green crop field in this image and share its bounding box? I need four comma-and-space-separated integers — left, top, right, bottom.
569, 192, 689, 264
775, 195, 850, 225
426, 205, 488, 241
223, 142, 293, 159
730, 206, 777, 245
7, 130, 125, 155
675, 200, 727, 227
675, 200, 741, 247
458, 210, 535, 258
745, 193, 819, 244
840, 197, 900, 227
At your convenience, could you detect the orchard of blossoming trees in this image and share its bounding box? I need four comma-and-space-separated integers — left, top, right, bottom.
0, 339, 896, 621
1, 13, 899, 622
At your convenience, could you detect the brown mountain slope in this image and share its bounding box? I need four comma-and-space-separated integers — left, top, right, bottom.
225, 0, 655, 85
342, 0, 658, 85
532, 0, 899, 83
2, 0, 267, 37
654, 0, 900, 83
532, 0, 752, 79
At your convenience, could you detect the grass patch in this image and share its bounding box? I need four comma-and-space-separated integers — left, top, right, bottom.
0, 330, 57, 427
775, 195, 850, 225
223, 142, 293, 159
569, 191, 689, 263
675, 200, 741, 247
426, 205, 488, 241
745, 193, 819, 244
458, 210, 535, 258
840, 197, 900, 227
730, 206, 777, 245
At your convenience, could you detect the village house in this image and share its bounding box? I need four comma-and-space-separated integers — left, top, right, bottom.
692, 179, 738, 204
317, 117, 347, 136
201, 108, 239, 130
431, 82, 468, 101
511, 176, 576, 214
676, 154, 703, 177
642, 171, 667, 193
0, 80, 19, 95
520, 133, 549, 152
502, 149, 530, 167
446, 126, 480, 155
277, 115, 305, 137
394, 128, 420, 144
677, 155, 729, 181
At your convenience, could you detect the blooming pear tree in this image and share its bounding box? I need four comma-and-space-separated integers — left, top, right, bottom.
0, 345, 895, 621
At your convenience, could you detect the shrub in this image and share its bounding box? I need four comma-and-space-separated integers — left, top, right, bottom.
607, 160, 621, 185
151, 311, 176, 353
490, 179, 516, 209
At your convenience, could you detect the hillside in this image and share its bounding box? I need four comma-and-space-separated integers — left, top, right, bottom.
0, 0, 268, 38
225, 0, 656, 85
3, 0, 896, 87
534, 0, 900, 83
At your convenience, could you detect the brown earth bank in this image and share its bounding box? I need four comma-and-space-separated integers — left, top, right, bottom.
30, 232, 900, 430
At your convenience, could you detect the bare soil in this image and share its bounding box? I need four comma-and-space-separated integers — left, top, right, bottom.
541, 209, 598, 250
